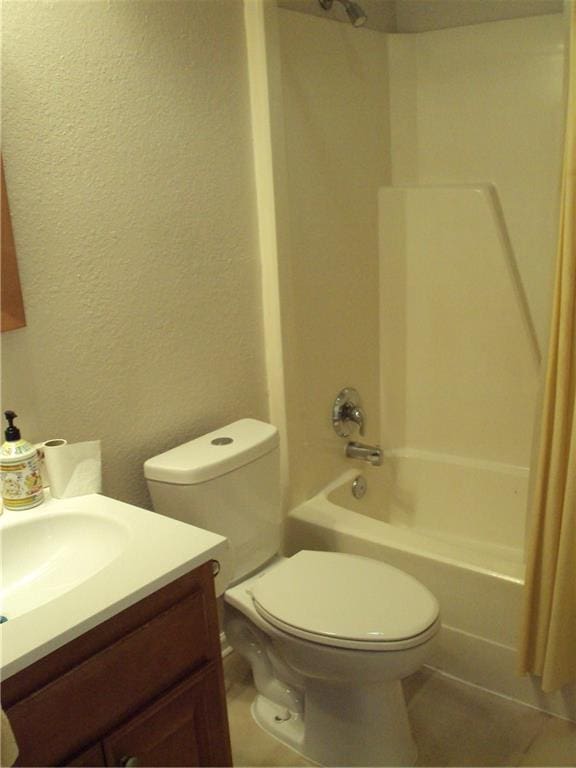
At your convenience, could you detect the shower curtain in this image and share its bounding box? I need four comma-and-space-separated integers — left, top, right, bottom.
519, 0, 576, 692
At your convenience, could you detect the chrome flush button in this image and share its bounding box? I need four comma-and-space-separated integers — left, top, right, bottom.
211, 437, 233, 445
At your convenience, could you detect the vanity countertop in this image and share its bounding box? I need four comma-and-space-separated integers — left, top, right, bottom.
0, 493, 232, 679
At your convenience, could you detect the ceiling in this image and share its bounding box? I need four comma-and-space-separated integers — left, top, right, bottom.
277, 0, 564, 33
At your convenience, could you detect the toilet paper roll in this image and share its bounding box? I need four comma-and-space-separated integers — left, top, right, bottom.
43, 440, 102, 498
35, 440, 67, 488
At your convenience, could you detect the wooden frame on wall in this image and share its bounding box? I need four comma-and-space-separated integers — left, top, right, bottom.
1, 157, 27, 332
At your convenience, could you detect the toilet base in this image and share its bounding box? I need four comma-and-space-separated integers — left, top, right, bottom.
251, 696, 306, 756
251, 679, 417, 767
302, 678, 417, 767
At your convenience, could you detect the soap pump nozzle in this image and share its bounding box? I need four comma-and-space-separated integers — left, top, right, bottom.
4, 410, 21, 442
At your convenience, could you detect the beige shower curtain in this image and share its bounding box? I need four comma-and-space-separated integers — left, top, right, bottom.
519, 1, 576, 693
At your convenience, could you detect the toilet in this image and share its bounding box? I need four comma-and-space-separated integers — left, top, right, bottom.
144, 419, 440, 767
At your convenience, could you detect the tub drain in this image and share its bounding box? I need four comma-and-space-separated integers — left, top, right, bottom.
352, 475, 367, 499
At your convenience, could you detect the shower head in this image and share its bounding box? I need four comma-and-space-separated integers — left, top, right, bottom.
342, 0, 367, 27
318, 0, 367, 27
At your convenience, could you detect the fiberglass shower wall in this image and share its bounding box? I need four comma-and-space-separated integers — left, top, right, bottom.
277, 9, 392, 506
380, 15, 566, 472
274, 6, 564, 510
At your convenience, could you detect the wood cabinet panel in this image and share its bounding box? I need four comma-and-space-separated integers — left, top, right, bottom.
9, 591, 209, 767
3, 565, 217, 708
103, 663, 229, 767
64, 742, 106, 766
4, 562, 231, 768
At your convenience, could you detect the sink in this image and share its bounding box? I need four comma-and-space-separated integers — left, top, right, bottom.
1, 493, 231, 679
1, 508, 131, 620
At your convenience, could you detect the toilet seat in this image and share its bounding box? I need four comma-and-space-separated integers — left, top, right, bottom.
250, 551, 440, 652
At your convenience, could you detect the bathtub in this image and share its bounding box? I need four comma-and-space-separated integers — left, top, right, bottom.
285, 450, 576, 721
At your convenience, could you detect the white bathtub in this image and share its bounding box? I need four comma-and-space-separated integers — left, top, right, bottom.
286, 451, 576, 721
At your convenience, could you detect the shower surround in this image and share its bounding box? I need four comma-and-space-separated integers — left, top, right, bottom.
259, 3, 569, 716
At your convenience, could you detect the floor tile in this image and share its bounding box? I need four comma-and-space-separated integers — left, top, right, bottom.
224, 651, 252, 700
408, 672, 550, 767
518, 715, 576, 766
227, 685, 313, 767
403, 668, 435, 704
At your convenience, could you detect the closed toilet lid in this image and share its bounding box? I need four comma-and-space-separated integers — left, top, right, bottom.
250, 551, 440, 651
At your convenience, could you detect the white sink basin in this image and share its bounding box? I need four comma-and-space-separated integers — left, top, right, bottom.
1, 493, 231, 679
1, 509, 131, 620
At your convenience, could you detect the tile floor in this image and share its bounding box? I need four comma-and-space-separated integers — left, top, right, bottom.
224, 653, 576, 767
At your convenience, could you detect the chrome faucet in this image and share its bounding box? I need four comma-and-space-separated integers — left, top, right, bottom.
333, 388, 382, 465
346, 441, 382, 466
332, 388, 365, 437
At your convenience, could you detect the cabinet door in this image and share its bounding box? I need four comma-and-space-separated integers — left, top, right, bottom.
103, 663, 231, 767
65, 742, 106, 766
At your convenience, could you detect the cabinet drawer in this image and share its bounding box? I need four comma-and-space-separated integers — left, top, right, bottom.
9, 590, 211, 767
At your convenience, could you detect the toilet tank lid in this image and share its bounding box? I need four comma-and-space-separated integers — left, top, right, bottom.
144, 419, 279, 485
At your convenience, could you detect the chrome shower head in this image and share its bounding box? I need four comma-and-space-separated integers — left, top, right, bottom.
318, 0, 367, 27
343, 0, 367, 26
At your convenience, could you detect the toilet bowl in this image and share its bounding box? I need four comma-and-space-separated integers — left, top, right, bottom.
144, 419, 440, 767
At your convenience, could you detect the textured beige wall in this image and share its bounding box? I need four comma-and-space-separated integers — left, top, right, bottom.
1, 0, 267, 508
277, 9, 391, 504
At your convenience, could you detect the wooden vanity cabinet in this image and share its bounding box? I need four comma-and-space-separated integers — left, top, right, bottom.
2, 561, 232, 767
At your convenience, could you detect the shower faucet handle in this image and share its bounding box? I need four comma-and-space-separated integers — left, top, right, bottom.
332, 388, 365, 438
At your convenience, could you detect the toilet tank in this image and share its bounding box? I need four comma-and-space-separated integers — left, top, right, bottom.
144, 419, 281, 583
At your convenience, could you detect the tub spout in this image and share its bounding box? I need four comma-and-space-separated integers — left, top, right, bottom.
346, 441, 382, 466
